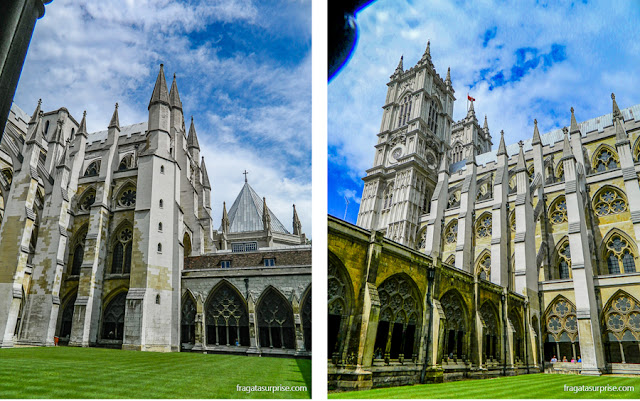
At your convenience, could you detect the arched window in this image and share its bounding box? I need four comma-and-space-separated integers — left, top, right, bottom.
417, 229, 426, 250
604, 234, 637, 274
111, 226, 132, 274
59, 294, 76, 341
556, 162, 565, 183
159, 199, 163, 208
257, 288, 296, 349
475, 214, 492, 238
603, 292, 640, 364
508, 172, 517, 195
69, 230, 87, 276
543, 297, 579, 363
181, 295, 196, 344
397, 95, 412, 127
328, 253, 353, 361
440, 291, 468, 362
155, 294, 161, 304
549, 196, 568, 225
206, 282, 250, 347
445, 220, 458, 244
78, 189, 96, 212
84, 161, 100, 177
160, 165, 165, 174
301, 288, 311, 352
101, 292, 126, 341
510, 309, 525, 363
44, 120, 50, 136
475, 252, 491, 280
593, 146, 620, 172
118, 154, 134, 171
556, 241, 571, 279
157, 243, 162, 253
374, 275, 422, 361
427, 99, 440, 134
479, 302, 500, 362
117, 186, 136, 207
593, 187, 627, 217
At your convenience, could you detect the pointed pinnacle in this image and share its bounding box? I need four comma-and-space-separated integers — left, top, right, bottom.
169, 73, 183, 110
467, 98, 475, 115
483, 115, 488, 130
396, 55, 404, 73
201, 157, 211, 189
148, 63, 169, 109
29, 99, 42, 125
532, 119, 541, 145
561, 126, 573, 159
570, 107, 580, 135
445, 67, 452, 86
423, 40, 431, 59
108, 102, 120, 130
438, 153, 449, 174
612, 92, 622, 119
187, 116, 200, 150
516, 140, 526, 170
497, 130, 507, 156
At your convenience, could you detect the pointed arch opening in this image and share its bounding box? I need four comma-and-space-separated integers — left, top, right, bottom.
543, 296, 579, 363
257, 286, 295, 350
440, 290, 469, 362
205, 281, 249, 347
328, 251, 354, 360
479, 301, 500, 363
548, 195, 568, 225
374, 273, 422, 362
552, 237, 572, 280
58, 292, 77, 343
83, 160, 100, 177
118, 154, 135, 171
509, 308, 525, 363
474, 250, 491, 281
68, 226, 88, 276
77, 187, 96, 212
475, 212, 492, 239
444, 219, 458, 245
602, 291, 640, 364
101, 291, 127, 341
181, 291, 197, 345
110, 222, 133, 275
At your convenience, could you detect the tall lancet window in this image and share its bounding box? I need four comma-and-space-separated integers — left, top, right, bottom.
111, 226, 133, 274
427, 99, 440, 135
397, 95, 412, 127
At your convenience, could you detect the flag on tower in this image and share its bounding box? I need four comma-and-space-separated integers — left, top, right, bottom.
467, 94, 475, 102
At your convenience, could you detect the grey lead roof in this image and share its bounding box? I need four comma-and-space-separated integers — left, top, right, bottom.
222, 182, 290, 234
451, 104, 640, 173
87, 122, 148, 144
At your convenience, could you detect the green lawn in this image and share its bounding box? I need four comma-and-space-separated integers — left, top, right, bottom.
0, 347, 310, 398
330, 373, 640, 399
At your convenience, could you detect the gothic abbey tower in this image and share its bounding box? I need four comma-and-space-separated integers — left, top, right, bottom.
356, 42, 492, 247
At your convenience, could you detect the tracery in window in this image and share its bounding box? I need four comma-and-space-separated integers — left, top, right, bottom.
556, 162, 565, 183
79, 189, 96, 212
110, 226, 132, 274
118, 154, 134, 171
543, 297, 578, 362
206, 282, 250, 346
118, 186, 136, 207
593, 188, 627, 217
549, 196, 567, 225
427, 99, 440, 134
603, 292, 640, 363
556, 241, 571, 279
445, 220, 458, 244
69, 230, 87, 276
257, 287, 295, 349
475, 252, 491, 280
181, 295, 196, 344
102, 292, 126, 341
397, 95, 412, 127
475, 214, 492, 238
593, 147, 620, 172
605, 234, 637, 274
84, 161, 100, 177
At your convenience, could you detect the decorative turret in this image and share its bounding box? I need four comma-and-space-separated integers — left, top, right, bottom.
483, 115, 489, 133
561, 127, 573, 160
612, 93, 628, 142
569, 107, 580, 136
200, 157, 210, 189
29, 99, 41, 125
467, 98, 475, 117
515, 140, 526, 172
169, 73, 184, 134
531, 119, 541, 146
148, 64, 170, 109
445, 66, 452, 89
169, 73, 183, 110
293, 204, 302, 235
26, 110, 45, 148
146, 64, 171, 155
221, 202, 230, 235
421, 40, 431, 62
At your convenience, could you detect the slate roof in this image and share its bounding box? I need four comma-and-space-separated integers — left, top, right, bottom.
451, 104, 640, 173
222, 182, 289, 234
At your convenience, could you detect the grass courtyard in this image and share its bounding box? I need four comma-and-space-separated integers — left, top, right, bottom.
329, 373, 640, 399
0, 347, 310, 398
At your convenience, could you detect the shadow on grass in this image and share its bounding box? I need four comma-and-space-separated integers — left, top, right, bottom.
296, 358, 312, 398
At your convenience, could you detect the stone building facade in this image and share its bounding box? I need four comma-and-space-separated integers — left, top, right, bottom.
0, 64, 310, 357
331, 42, 640, 390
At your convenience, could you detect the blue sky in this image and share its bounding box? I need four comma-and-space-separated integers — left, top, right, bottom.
328, 0, 640, 224
13, 0, 312, 236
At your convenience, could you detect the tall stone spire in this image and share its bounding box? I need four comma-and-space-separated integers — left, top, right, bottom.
77, 111, 88, 138
496, 130, 507, 156
394, 55, 404, 75
569, 107, 580, 136
221, 202, 230, 234
292, 204, 302, 235
516, 140, 526, 171
108, 103, 120, 130
29, 99, 41, 125
187, 117, 200, 150
531, 119, 541, 145
561, 127, 573, 159
169, 73, 183, 110
200, 157, 211, 189
148, 63, 169, 109
611, 93, 628, 142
